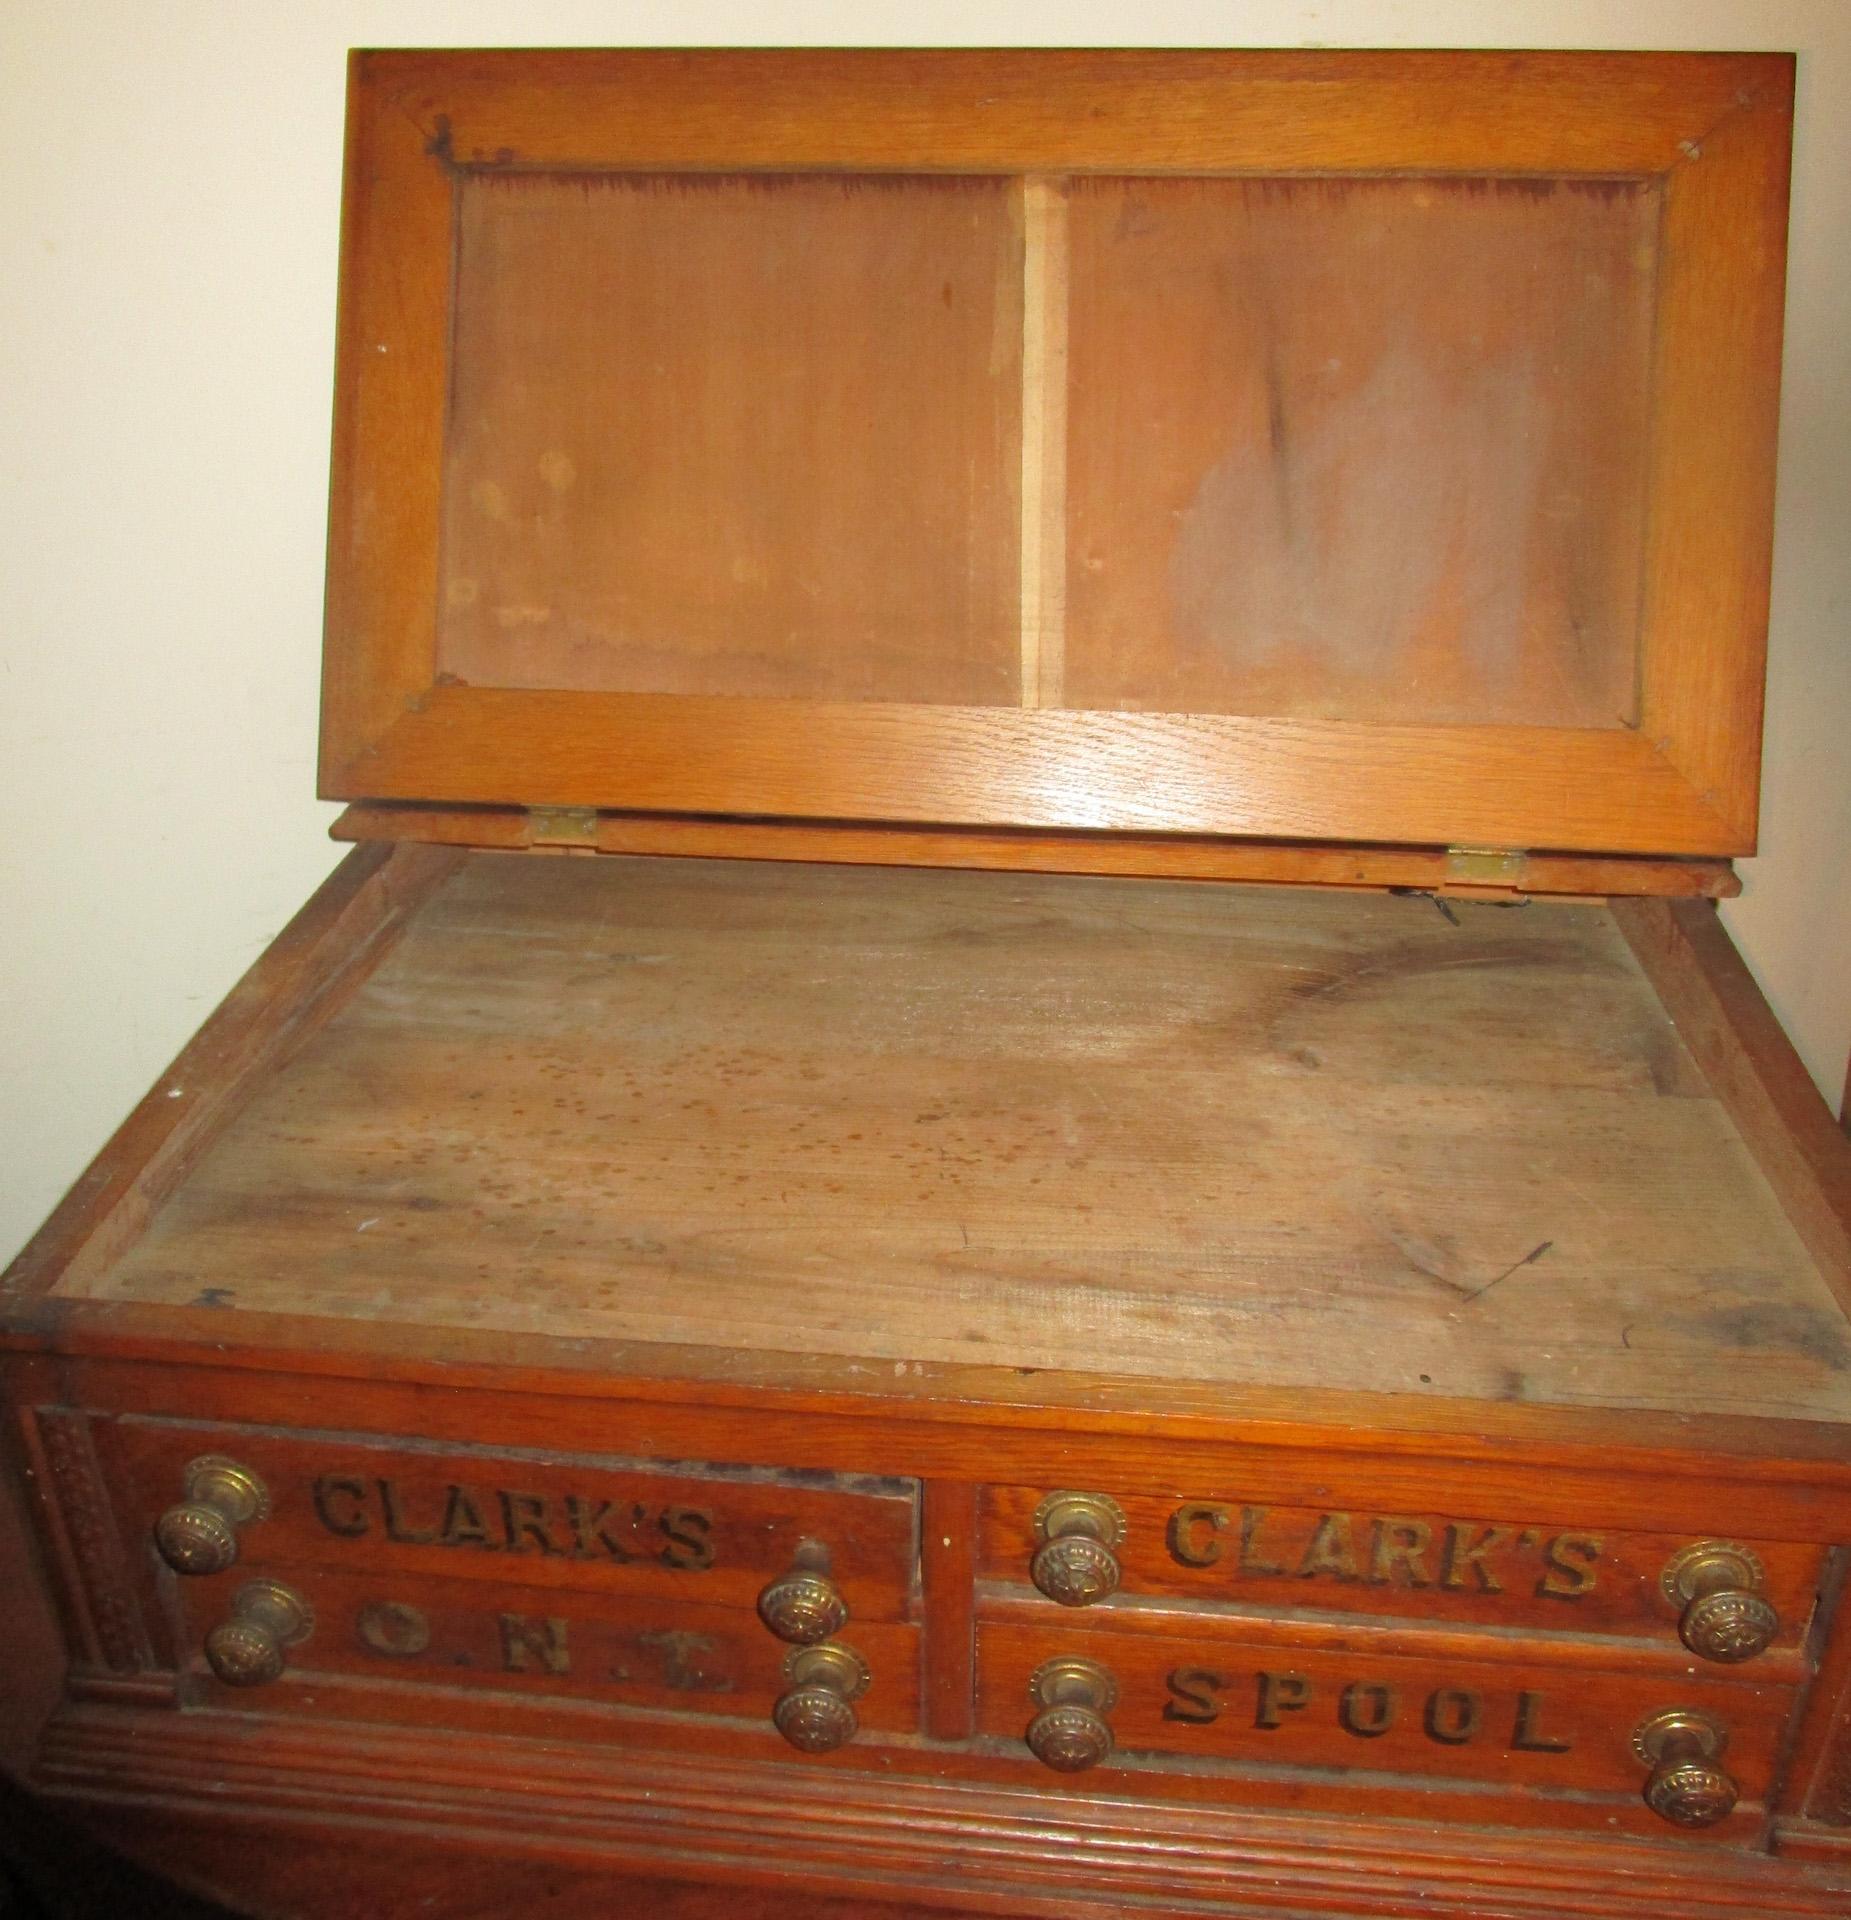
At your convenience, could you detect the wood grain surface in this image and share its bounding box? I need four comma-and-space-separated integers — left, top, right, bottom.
331, 802, 1746, 897
1635, 95, 1793, 847
62, 852, 1850, 1424
38, 1705, 1851, 1918
358, 47, 1783, 177
336, 688, 1751, 852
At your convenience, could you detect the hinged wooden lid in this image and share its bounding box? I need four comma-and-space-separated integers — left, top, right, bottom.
321, 49, 1792, 868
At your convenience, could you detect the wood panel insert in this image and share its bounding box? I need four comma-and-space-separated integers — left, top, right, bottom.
438, 172, 1024, 705
437, 163, 1658, 733
1062, 175, 1658, 727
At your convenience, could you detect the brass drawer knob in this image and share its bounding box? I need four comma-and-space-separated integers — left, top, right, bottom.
154, 1455, 269, 1576
203, 1578, 313, 1688
1026, 1654, 1118, 1774
1635, 1708, 1737, 1829
1661, 1542, 1778, 1664
773, 1641, 869, 1753
758, 1547, 849, 1645
1031, 1490, 1127, 1607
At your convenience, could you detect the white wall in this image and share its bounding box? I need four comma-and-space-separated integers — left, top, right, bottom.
2, 1, 1847, 1269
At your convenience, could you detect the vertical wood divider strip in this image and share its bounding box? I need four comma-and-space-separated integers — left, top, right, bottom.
15, 1408, 104, 1672
1786, 1549, 1851, 1824
1018, 176, 1069, 710
920, 1480, 978, 1740
0, 1367, 70, 1773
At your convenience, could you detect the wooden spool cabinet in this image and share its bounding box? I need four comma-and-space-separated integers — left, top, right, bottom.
6, 47, 1851, 1920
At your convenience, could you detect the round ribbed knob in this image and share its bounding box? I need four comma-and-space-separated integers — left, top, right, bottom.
1030, 1491, 1126, 1608
154, 1456, 268, 1576
773, 1642, 869, 1754
1026, 1655, 1118, 1775
205, 1617, 286, 1688
774, 1685, 858, 1752
1661, 1542, 1777, 1664
203, 1579, 312, 1689
1027, 1700, 1114, 1773
156, 1504, 240, 1577
1634, 1708, 1737, 1830
758, 1568, 848, 1646
1031, 1534, 1121, 1608
1646, 1757, 1740, 1829
1682, 1589, 1780, 1664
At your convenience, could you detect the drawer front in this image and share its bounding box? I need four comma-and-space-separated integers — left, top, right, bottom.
982, 1484, 1823, 1659
978, 1616, 1796, 1841
173, 1557, 919, 1736
100, 1417, 917, 1618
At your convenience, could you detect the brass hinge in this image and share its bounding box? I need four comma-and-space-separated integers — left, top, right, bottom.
1444, 846, 1527, 889
525, 805, 600, 849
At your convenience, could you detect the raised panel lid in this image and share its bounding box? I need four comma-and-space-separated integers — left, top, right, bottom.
321, 49, 1793, 863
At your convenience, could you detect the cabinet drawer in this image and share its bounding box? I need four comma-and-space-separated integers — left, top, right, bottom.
981, 1484, 1824, 1662
977, 1615, 1797, 1842
173, 1558, 919, 1742
97, 1417, 917, 1618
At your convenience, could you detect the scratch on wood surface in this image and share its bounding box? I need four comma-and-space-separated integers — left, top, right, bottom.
1461, 1240, 1554, 1306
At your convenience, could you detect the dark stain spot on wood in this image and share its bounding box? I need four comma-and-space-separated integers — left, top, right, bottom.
1385, 1224, 1461, 1289
1441, 176, 1641, 205
1695, 1301, 1851, 1371
1265, 347, 1289, 464
1640, 1020, 1705, 1099
1276, 942, 1573, 1022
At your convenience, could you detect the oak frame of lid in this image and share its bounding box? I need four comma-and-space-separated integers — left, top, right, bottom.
319, 48, 1793, 858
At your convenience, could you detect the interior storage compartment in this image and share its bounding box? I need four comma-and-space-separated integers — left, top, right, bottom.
57, 852, 1851, 1429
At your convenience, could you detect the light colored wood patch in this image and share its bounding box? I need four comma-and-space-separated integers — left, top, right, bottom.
1062, 176, 1659, 729
1018, 176, 1068, 708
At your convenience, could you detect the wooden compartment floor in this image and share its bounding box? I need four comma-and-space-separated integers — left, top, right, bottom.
62, 853, 1851, 1424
